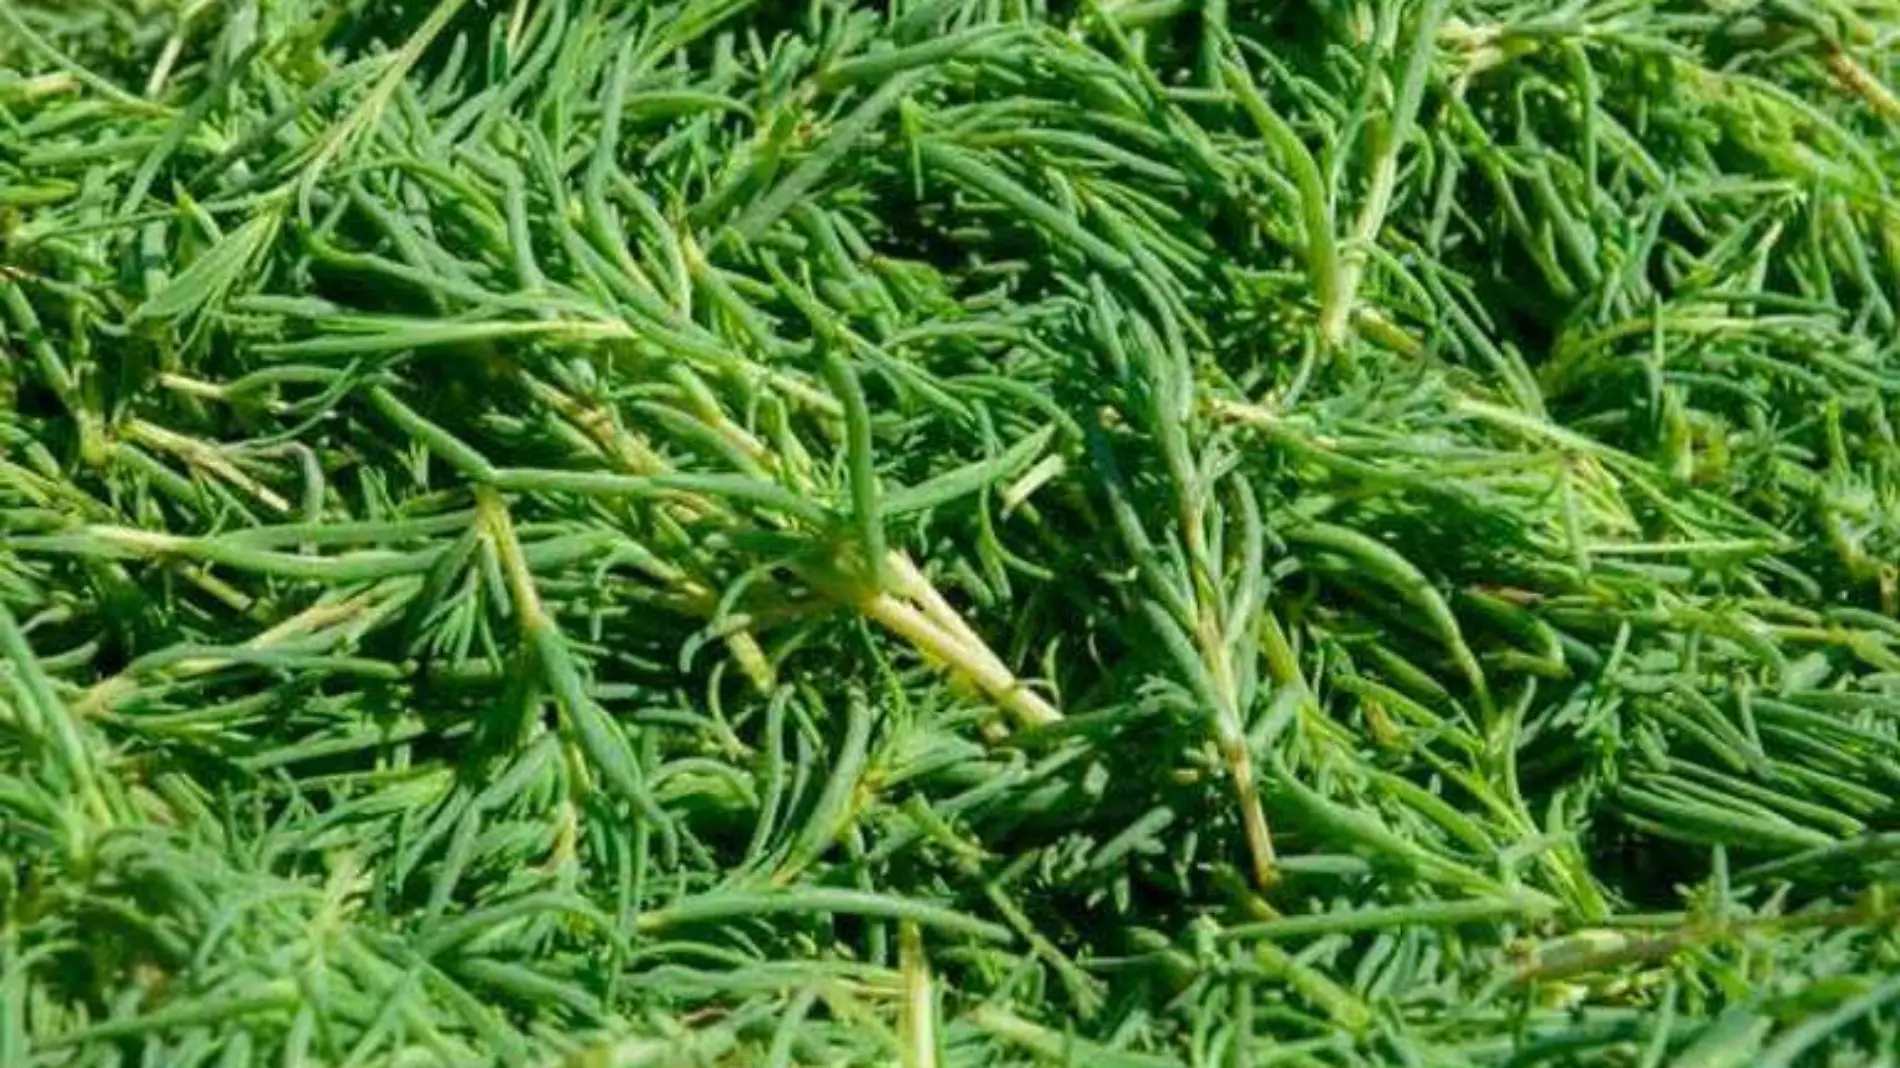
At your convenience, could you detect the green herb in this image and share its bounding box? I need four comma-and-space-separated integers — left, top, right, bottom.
3, 0, 1899, 1064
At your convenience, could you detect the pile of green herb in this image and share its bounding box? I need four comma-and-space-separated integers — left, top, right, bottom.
3, 0, 1899, 1063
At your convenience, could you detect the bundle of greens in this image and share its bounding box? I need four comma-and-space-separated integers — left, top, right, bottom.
3, 0, 1899, 1063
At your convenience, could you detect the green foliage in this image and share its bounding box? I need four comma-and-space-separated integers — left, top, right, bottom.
3, 0, 1900, 1064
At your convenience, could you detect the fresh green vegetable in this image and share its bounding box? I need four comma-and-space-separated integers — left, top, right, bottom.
3, 0, 1899, 1064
